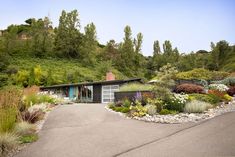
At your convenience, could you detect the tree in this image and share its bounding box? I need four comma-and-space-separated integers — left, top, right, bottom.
30, 17, 54, 57
153, 40, 161, 55
79, 22, 97, 65
55, 10, 81, 58
134, 33, 143, 53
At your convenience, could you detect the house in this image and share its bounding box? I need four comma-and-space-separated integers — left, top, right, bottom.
40, 72, 142, 103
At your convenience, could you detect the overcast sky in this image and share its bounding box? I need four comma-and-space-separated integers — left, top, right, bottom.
0, 0, 235, 56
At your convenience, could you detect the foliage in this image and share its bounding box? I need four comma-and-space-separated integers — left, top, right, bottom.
159, 109, 178, 115
146, 98, 164, 112
119, 83, 153, 92
165, 93, 189, 112
23, 93, 56, 108
208, 90, 226, 100
0, 132, 19, 157
122, 98, 131, 108
184, 100, 212, 113
176, 68, 229, 80
175, 83, 204, 94
152, 64, 178, 101
129, 103, 147, 117
144, 104, 156, 115
223, 94, 233, 102
14, 121, 36, 136
110, 106, 130, 113
227, 86, 235, 96
208, 84, 229, 92
188, 93, 221, 105
19, 134, 38, 144
0, 87, 22, 133
20, 109, 44, 124
212, 77, 235, 86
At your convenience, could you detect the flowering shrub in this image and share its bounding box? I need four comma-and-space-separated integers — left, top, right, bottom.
209, 84, 229, 92
175, 83, 204, 94
165, 93, 189, 112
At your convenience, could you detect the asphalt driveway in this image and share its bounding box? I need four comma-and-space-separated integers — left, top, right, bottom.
16, 103, 235, 157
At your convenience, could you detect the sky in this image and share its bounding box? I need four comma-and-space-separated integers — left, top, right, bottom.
0, 0, 235, 56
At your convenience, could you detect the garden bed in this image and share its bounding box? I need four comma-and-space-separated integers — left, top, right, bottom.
106, 100, 235, 124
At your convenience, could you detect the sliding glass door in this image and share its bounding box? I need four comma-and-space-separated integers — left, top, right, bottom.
80, 85, 93, 102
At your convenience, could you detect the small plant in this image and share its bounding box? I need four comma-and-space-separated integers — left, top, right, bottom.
175, 83, 204, 94
122, 98, 131, 108
129, 103, 147, 117
209, 84, 229, 92
14, 121, 36, 136
147, 98, 164, 112
159, 109, 178, 115
19, 134, 38, 144
223, 94, 233, 102
21, 109, 44, 124
184, 100, 212, 113
0, 132, 19, 157
144, 104, 156, 115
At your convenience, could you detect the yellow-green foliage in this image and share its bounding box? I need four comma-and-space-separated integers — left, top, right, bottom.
223, 94, 233, 101
120, 83, 153, 92
0, 87, 22, 133
176, 68, 229, 80
23, 94, 56, 107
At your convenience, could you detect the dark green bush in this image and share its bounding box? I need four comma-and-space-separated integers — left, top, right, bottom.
19, 134, 38, 143
122, 98, 131, 108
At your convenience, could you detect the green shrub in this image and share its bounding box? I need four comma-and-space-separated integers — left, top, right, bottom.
176, 68, 229, 80
184, 100, 212, 113
19, 134, 38, 144
223, 94, 233, 102
189, 93, 221, 105
0, 132, 19, 157
122, 98, 131, 108
159, 109, 178, 115
14, 121, 36, 136
120, 107, 130, 113
119, 83, 153, 92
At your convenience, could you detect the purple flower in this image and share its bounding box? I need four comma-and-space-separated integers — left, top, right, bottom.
135, 92, 142, 101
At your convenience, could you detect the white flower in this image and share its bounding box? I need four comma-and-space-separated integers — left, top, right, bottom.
209, 84, 228, 92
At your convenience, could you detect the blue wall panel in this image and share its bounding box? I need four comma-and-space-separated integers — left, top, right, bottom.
69, 86, 74, 99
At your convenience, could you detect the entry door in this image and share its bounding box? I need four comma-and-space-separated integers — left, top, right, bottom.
102, 85, 119, 103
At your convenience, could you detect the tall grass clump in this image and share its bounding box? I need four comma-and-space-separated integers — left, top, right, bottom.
119, 83, 153, 92
0, 132, 19, 157
0, 87, 22, 133
184, 100, 212, 113
14, 121, 36, 136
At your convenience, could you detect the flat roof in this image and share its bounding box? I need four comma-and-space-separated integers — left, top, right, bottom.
40, 78, 142, 89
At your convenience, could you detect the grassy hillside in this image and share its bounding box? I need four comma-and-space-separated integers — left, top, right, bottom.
7, 56, 127, 86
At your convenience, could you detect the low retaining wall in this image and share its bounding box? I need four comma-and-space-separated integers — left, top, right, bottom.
114, 90, 152, 102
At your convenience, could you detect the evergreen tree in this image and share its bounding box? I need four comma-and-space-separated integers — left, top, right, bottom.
55, 10, 80, 58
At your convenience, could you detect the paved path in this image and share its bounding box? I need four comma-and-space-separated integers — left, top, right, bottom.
16, 104, 235, 157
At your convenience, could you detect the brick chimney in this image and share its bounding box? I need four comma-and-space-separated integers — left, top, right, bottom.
106, 71, 115, 81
